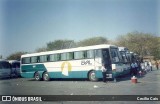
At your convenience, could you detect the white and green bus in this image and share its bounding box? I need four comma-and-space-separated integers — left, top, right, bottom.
21, 44, 126, 81
118, 47, 131, 75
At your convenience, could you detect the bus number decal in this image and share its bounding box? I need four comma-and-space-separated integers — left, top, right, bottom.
81, 60, 92, 65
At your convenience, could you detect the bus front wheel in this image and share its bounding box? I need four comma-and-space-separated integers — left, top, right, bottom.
88, 70, 98, 82
34, 72, 41, 81
43, 72, 50, 81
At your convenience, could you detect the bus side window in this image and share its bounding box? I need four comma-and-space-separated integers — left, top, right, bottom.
49, 54, 61, 62
47, 55, 50, 62
61, 53, 67, 61
83, 51, 87, 59
95, 49, 102, 58
31, 56, 39, 63
66, 52, 74, 60
22, 57, 30, 64
37, 56, 40, 63
40, 55, 48, 62
74, 51, 85, 59
86, 50, 94, 59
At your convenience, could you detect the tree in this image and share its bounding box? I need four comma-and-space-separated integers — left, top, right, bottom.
116, 31, 160, 59
152, 37, 160, 60
6, 52, 27, 61
35, 47, 47, 52
77, 36, 108, 47
46, 40, 76, 51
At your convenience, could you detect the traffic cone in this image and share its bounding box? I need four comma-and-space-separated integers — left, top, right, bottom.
131, 76, 137, 83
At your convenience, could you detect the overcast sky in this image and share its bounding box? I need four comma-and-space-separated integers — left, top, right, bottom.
0, 0, 159, 58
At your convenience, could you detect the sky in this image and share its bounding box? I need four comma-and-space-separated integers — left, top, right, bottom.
0, 0, 159, 58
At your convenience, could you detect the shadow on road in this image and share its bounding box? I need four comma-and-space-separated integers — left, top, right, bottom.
25, 70, 158, 82
28, 78, 89, 82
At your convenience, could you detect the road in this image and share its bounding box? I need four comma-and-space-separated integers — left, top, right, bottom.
0, 68, 160, 104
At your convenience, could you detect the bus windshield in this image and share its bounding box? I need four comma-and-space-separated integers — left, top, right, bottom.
120, 51, 128, 63
0, 61, 11, 69
12, 62, 20, 68
110, 48, 122, 63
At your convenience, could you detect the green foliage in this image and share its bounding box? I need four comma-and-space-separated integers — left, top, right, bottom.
46, 40, 76, 51
6, 34, 160, 60
77, 36, 108, 47
116, 31, 160, 59
35, 47, 47, 52
6, 52, 27, 61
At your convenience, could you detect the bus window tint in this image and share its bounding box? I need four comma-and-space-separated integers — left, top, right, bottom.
50, 54, 60, 62
40, 55, 48, 62
22, 57, 30, 64
0, 62, 11, 69
95, 49, 102, 58
12, 62, 20, 68
117, 51, 123, 62
120, 51, 127, 62
31, 56, 39, 63
74, 51, 85, 59
86, 50, 94, 58
66, 52, 74, 60
61, 53, 67, 61
110, 48, 120, 63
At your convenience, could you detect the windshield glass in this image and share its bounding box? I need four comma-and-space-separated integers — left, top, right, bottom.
0, 61, 11, 69
110, 48, 122, 63
12, 62, 20, 68
120, 51, 128, 63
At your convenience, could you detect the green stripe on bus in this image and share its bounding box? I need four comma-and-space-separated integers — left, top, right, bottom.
21, 64, 47, 72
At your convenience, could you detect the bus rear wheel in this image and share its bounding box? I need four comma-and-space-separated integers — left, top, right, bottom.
88, 70, 98, 82
43, 72, 50, 81
34, 72, 41, 81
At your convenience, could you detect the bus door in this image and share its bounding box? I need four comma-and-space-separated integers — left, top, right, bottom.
94, 49, 102, 68
102, 49, 112, 78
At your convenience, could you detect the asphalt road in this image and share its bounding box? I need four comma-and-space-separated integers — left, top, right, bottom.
0, 68, 160, 104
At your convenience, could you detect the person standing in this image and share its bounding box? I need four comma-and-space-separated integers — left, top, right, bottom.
130, 62, 135, 76
102, 64, 107, 83
146, 62, 150, 72
135, 62, 138, 75
155, 61, 159, 70
144, 61, 148, 73
141, 61, 145, 74
149, 61, 152, 71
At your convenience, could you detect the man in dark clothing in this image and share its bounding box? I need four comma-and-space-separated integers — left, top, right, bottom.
156, 61, 159, 70
102, 64, 107, 82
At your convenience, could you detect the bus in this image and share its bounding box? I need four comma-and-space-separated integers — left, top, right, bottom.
128, 52, 139, 63
0, 60, 12, 78
21, 44, 126, 81
118, 47, 129, 63
118, 47, 131, 75
8, 60, 20, 77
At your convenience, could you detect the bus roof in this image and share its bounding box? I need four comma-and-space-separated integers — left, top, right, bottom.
21, 44, 117, 58
118, 47, 129, 52
0, 59, 9, 62
8, 60, 20, 63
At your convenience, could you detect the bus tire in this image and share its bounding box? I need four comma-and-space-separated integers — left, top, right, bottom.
43, 72, 50, 81
34, 72, 41, 81
88, 70, 98, 82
